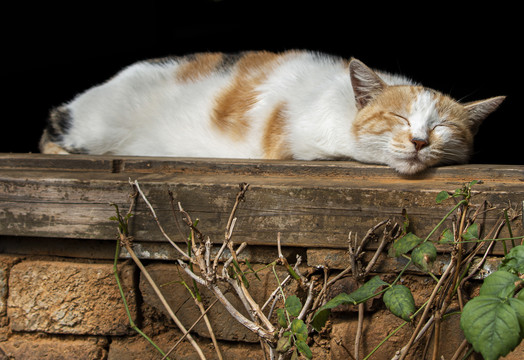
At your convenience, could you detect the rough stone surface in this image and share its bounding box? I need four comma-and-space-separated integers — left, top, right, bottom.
7, 260, 136, 335
501, 344, 524, 360
0, 267, 7, 324
0, 334, 107, 360
108, 329, 265, 360
0, 255, 20, 328
140, 263, 297, 343
329, 310, 423, 359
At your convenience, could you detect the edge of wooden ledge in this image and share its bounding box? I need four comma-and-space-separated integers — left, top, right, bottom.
1, 153, 523, 182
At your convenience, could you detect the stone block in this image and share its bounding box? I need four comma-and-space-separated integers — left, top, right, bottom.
7, 260, 136, 335
329, 310, 422, 359
108, 329, 265, 360
0, 255, 21, 328
0, 334, 107, 360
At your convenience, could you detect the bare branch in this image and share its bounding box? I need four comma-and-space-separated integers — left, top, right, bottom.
397, 263, 455, 360
364, 220, 397, 276
132, 180, 191, 262
298, 280, 316, 321
177, 258, 275, 342
123, 235, 206, 360
161, 299, 220, 360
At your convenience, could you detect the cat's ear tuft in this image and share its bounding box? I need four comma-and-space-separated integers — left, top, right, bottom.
349, 59, 387, 109
463, 96, 506, 134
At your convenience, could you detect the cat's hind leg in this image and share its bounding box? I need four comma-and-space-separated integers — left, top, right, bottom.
39, 133, 70, 154
39, 106, 74, 154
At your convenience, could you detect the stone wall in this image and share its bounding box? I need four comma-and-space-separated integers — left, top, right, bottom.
1, 250, 523, 360
0, 251, 280, 359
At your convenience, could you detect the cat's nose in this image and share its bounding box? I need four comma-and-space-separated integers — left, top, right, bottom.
411, 138, 428, 151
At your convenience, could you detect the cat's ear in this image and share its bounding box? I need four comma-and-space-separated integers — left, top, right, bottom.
463, 96, 506, 134
349, 59, 387, 109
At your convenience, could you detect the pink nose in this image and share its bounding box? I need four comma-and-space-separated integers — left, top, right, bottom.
411, 138, 428, 151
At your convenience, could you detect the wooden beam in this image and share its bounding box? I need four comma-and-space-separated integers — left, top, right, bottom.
1, 154, 522, 253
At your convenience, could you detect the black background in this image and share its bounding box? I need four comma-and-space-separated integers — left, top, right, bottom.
1, 1, 520, 164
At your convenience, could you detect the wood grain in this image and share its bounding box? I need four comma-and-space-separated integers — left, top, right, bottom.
1, 154, 522, 253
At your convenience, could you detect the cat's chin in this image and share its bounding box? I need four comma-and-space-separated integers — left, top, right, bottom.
390, 159, 429, 175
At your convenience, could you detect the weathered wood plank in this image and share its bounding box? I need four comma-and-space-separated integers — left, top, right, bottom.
0, 154, 522, 252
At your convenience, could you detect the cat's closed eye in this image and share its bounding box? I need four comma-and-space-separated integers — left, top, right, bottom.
388, 112, 410, 125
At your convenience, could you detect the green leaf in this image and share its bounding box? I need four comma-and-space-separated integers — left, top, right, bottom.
321, 276, 385, 309
291, 319, 308, 342
469, 179, 480, 188
285, 295, 303, 317
389, 232, 423, 257
499, 245, 524, 275
401, 208, 410, 235
383, 285, 415, 321
318, 292, 357, 310
411, 242, 437, 272
276, 334, 292, 353
349, 276, 389, 303
310, 276, 387, 331
508, 297, 524, 337
291, 349, 299, 360
518, 289, 524, 301
311, 306, 330, 332
460, 296, 521, 360
439, 228, 454, 244
276, 308, 287, 327
462, 223, 479, 242
435, 190, 450, 204
453, 187, 464, 197
296, 339, 313, 359
480, 271, 521, 298
311, 292, 355, 331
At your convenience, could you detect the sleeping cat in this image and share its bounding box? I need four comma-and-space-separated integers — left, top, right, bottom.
40, 50, 505, 174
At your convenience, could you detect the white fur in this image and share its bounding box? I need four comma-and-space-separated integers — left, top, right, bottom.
410, 91, 439, 140
61, 53, 406, 158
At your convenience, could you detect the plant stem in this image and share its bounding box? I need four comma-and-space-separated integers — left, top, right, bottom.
504, 208, 516, 249
196, 300, 223, 360
449, 203, 469, 307
355, 303, 364, 360
431, 310, 441, 360
113, 236, 169, 358
398, 261, 455, 360
425, 200, 467, 242
364, 297, 430, 360
449, 339, 469, 360
132, 180, 191, 261
161, 299, 219, 360
125, 238, 207, 360
179, 259, 275, 342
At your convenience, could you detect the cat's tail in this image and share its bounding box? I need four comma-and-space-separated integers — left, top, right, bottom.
39, 106, 74, 154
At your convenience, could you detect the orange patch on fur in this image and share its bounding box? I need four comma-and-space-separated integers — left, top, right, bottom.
354, 111, 405, 136
263, 103, 292, 159
430, 91, 474, 146
211, 51, 290, 139
175, 53, 224, 82
352, 86, 424, 138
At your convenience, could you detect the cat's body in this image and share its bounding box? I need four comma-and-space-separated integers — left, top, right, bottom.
40, 50, 505, 174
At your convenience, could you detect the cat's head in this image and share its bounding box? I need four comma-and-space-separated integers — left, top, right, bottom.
349, 59, 505, 175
